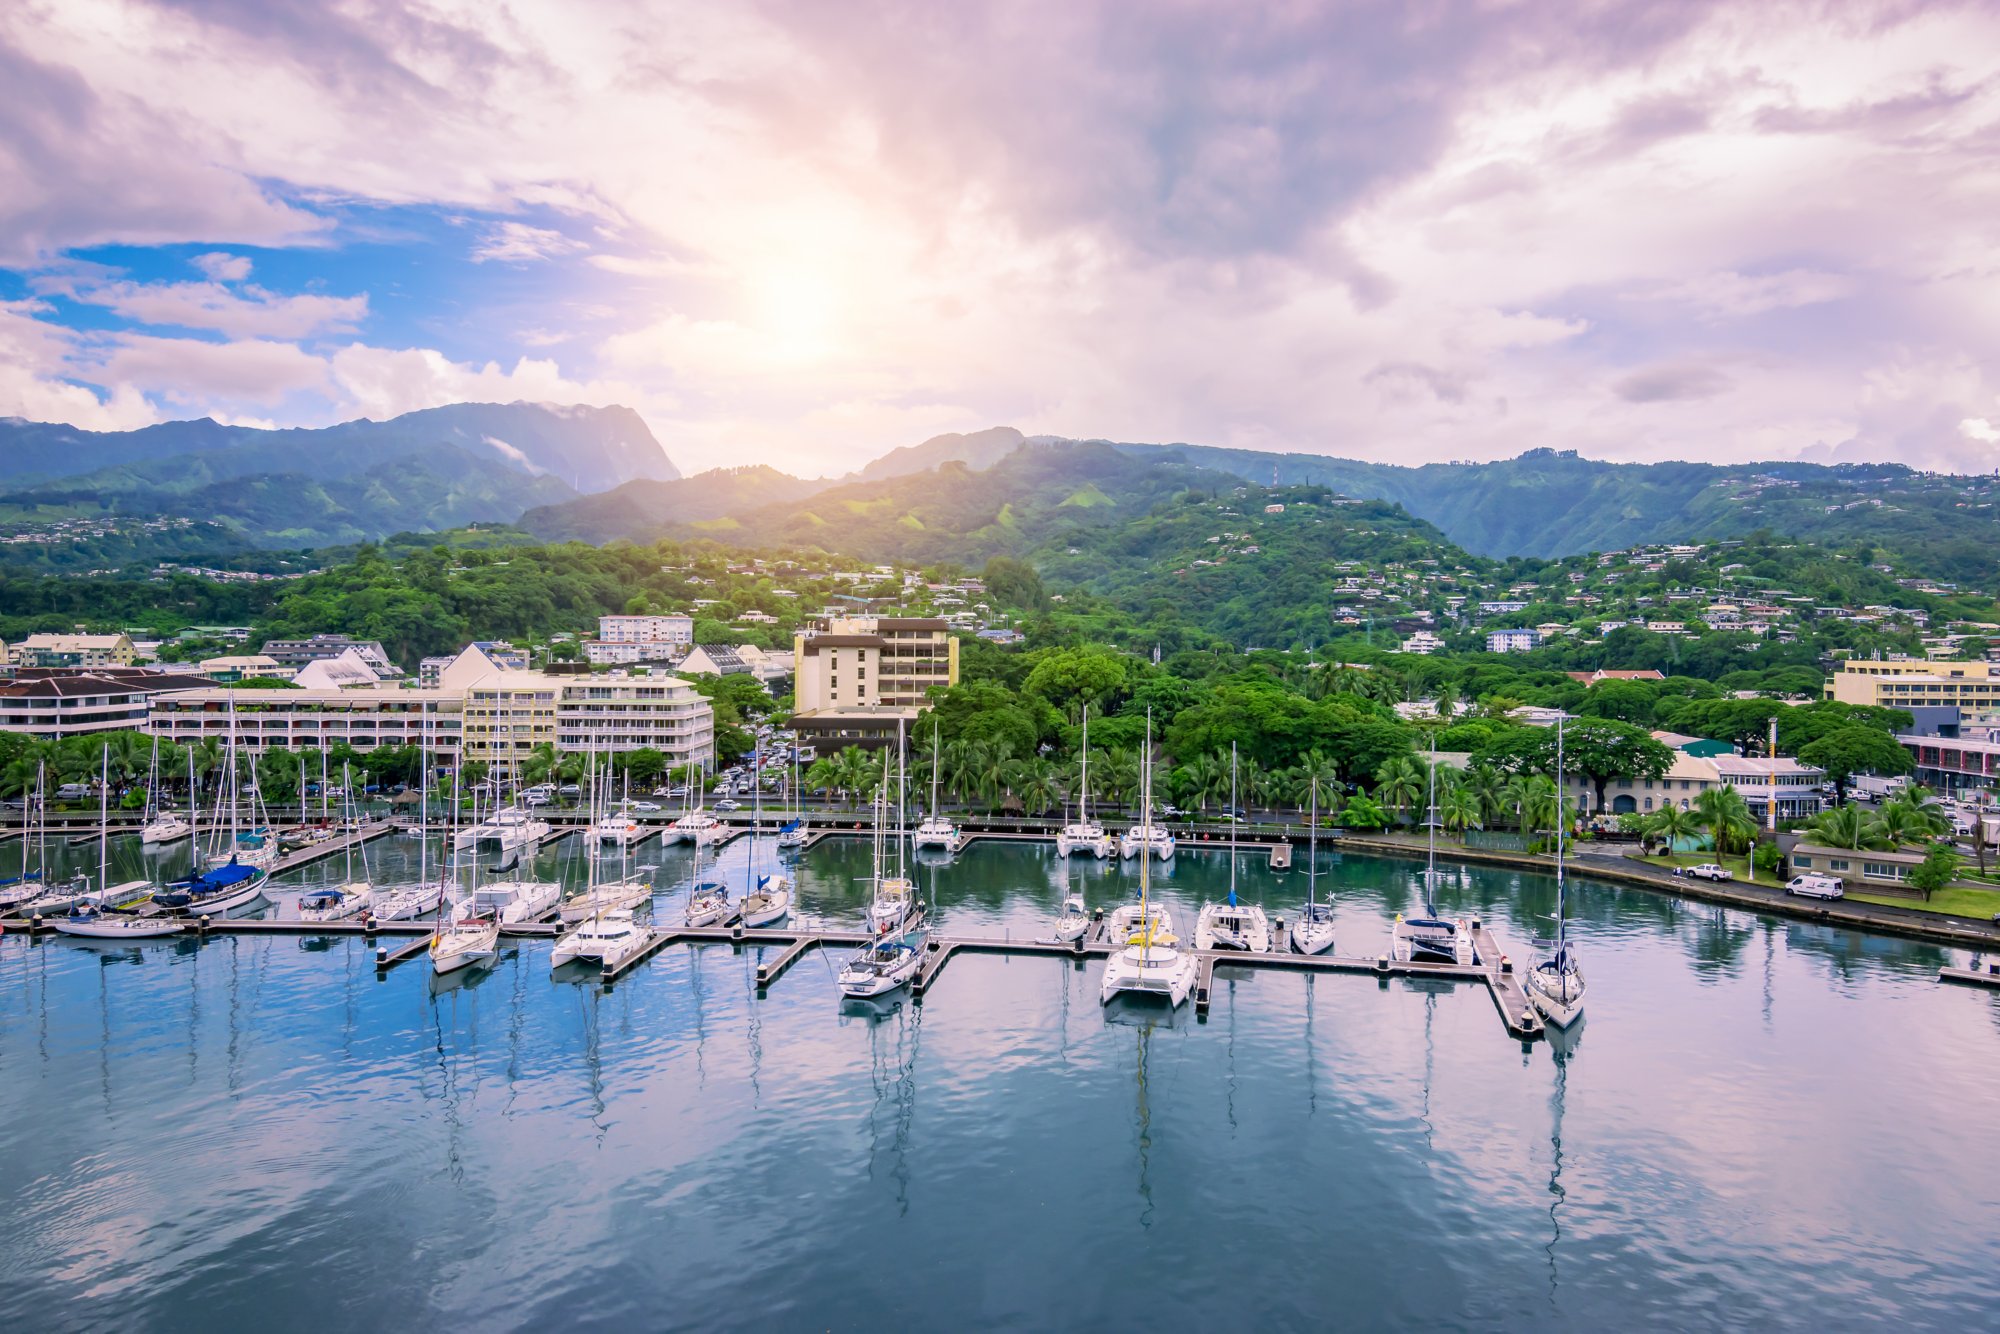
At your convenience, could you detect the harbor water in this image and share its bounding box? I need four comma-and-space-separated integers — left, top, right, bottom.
3, 830, 1998, 1329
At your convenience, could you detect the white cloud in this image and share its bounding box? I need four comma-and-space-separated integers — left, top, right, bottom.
54, 277, 367, 339
471, 222, 586, 264
1960, 418, 2000, 444
192, 252, 252, 282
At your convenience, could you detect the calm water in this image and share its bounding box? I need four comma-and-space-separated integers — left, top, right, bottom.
3, 831, 1999, 1331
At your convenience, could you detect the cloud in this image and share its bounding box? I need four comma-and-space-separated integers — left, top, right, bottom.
471, 222, 587, 264
1614, 363, 1737, 403
192, 252, 253, 282
53, 277, 368, 339
1962, 417, 2000, 443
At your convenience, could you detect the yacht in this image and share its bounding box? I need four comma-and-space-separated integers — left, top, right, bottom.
865, 874, 918, 935
1196, 744, 1271, 952
1391, 736, 1474, 966
777, 747, 809, 852
668, 807, 722, 847
1055, 708, 1114, 858
429, 906, 500, 974
559, 873, 652, 923
1526, 719, 1587, 1029
1291, 779, 1336, 956
54, 901, 185, 940
298, 882, 373, 923
373, 881, 447, 921
736, 746, 793, 928
472, 877, 561, 925
1104, 900, 1173, 944
912, 723, 965, 853
154, 861, 267, 918
1119, 822, 1175, 862
684, 876, 731, 927
593, 803, 645, 848
837, 937, 923, 997
140, 737, 194, 845
1101, 714, 1196, 1007
455, 805, 551, 856
1048, 889, 1091, 944
552, 908, 648, 970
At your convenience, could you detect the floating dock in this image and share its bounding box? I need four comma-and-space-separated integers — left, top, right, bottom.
1940, 962, 2000, 989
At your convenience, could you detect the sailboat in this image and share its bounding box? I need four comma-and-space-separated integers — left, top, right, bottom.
429, 897, 499, 974
157, 710, 269, 918
1119, 736, 1176, 866
737, 739, 794, 928
683, 762, 732, 926
55, 748, 182, 939
1391, 735, 1474, 966
592, 770, 646, 848
863, 732, 918, 935
837, 779, 925, 998
375, 721, 448, 920
912, 722, 965, 853
13, 765, 95, 917
559, 762, 653, 923
140, 736, 191, 845
1101, 711, 1197, 1006
668, 763, 722, 846
202, 696, 276, 874
1197, 745, 1272, 952
1292, 778, 1336, 955
299, 763, 374, 923
1056, 706, 1115, 858
1526, 718, 1587, 1028
1047, 848, 1091, 943
776, 743, 809, 853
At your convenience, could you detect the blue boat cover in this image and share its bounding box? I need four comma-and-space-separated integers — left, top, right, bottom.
166, 861, 261, 893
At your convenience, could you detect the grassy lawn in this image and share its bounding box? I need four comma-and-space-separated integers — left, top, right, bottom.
1634, 851, 1781, 887
1851, 886, 2000, 920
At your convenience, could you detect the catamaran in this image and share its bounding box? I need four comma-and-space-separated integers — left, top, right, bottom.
1391, 735, 1474, 966
551, 907, 648, 969
736, 741, 794, 928
1526, 719, 1587, 1029
1101, 712, 1197, 1006
592, 776, 647, 848
912, 722, 964, 853
1291, 779, 1336, 955
455, 802, 550, 856
55, 749, 183, 940
1196, 743, 1271, 952
140, 736, 192, 845
1119, 815, 1175, 862
1056, 707, 1115, 858
669, 767, 723, 846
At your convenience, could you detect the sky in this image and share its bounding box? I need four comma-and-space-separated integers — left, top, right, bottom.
3, 0, 2000, 478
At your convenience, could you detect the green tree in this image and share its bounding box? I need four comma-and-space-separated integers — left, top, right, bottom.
1694, 785, 1758, 856
1797, 726, 1914, 805
1907, 844, 1963, 902
1642, 802, 1702, 855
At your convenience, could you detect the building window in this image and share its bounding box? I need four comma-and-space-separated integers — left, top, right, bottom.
1829, 858, 1849, 872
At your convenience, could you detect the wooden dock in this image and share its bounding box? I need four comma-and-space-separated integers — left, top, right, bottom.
1940, 962, 2000, 989
266, 821, 398, 876
1268, 843, 1292, 870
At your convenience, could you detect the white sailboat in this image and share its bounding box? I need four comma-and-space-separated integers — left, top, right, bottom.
1291, 778, 1336, 955
912, 723, 965, 853
1526, 718, 1587, 1029
559, 763, 653, 922
838, 755, 925, 998
551, 908, 648, 969
863, 737, 918, 935
592, 772, 646, 848
669, 767, 722, 846
1392, 735, 1475, 966
55, 749, 183, 940
1197, 744, 1271, 952
429, 899, 499, 974
1056, 706, 1115, 858
140, 736, 191, 845
683, 765, 731, 926
375, 723, 448, 921
1101, 711, 1197, 1006
776, 745, 809, 852
299, 764, 374, 922
4, 764, 86, 915
737, 740, 794, 928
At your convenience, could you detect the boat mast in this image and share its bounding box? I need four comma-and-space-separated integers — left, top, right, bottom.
418, 714, 429, 888
97, 745, 109, 898
896, 717, 907, 881
1307, 777, 1318, 912
1079, 705, 1090, 825
1229, 741, 1239, 908
930, 721, 942, 822
1425, 732, 1439, 915
343, 760, 354, 883
1554, 717, 1568, 964
1138, 709, 1153, 939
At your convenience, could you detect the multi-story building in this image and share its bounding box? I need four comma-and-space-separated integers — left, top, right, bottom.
790, 615, 958, 749
1824, 659, 2000, 716
15, 633, 138, 669
1485, 628, 1541, 654
149, 685, 464, 759
259, 635, 401, 680
0, 668, 208, 739
597, 614, 694, 647
443, 647, 713, 779
1562, 751, 1824, 820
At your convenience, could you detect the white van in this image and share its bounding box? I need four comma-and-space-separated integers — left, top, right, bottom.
1785, 873, 1845, 901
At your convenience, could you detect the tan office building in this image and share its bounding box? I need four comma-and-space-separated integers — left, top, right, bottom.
1824, 659, 2000, 715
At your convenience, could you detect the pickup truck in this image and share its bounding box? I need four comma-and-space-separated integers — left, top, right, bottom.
1680, 863, 1733, 882
1785, 874, 1845, 900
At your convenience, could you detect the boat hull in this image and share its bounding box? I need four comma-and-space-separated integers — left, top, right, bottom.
54, 916, 185, 939
1099, 945, 1195, 1006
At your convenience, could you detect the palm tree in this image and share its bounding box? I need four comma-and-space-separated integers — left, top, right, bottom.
1696, 785, 1760, 857
1439, 781, 1481, 835
1499, 772, 1538, 832
1869, 801, 1941, 850
1339, 788, 1389, 830
520, 741, 560, 787
1375, 754, 1425, 825
1462, 765, 1505, 829
1522, 774, 1567, 840
1806, 804, 1882, 851
1641, 802, 1702, 856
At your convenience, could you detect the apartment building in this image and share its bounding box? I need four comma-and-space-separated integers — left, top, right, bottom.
1485, 628, 1541, 654
1824, 659, 2000, 716
149, 684, 464, 759
14, 633, 138, 669
0, 668, 207, 739
259, 635, 401, 679
443, 648, 712, 779
596, 614, 694, 646
790, 615, 958, 749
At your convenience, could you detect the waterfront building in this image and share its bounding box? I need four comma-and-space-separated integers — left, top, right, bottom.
1, 668, 211, 739
1562, 751, 1824, 819
149, 683, 463, 759
196, 654, 294, 683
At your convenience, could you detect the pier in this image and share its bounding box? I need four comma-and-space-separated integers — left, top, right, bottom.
1940, 961, 2000, 989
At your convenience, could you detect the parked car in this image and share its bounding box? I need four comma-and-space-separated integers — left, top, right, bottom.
1785, 874, 1845, 900
558, 783, 582, 797
1680, 863, 1733, 882
630, 800, 661, 813
714, 799, 742, 812
523, 792, 551, 807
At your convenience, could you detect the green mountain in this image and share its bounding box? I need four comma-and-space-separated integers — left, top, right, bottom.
1102, 442, 2000, 580
517, 466, 831, 544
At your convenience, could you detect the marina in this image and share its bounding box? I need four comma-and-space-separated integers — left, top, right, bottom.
5, 828, 2000, 1328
